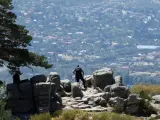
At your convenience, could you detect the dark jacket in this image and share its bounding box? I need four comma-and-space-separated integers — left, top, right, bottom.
73, 67, 84, 77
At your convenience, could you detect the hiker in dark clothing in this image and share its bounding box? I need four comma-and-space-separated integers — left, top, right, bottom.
13, 70, 22, 92
73, 65, 86, 88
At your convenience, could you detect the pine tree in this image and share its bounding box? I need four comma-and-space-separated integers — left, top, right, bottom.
0, 0, 52, 71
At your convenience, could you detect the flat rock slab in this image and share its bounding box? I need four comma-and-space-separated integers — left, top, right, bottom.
61, 88, 111, 112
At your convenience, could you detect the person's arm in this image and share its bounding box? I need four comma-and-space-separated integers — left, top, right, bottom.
81, 68, 84, 76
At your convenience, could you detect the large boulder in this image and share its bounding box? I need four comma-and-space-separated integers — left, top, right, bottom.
6, 99, 33, 113
30, 75, 47, 85
127, 94, 140, 105
84, 75, 93, 88
34, 82, 62, 113
47, 72, 60, 90
71, 83, 83, 98
34, 82, 56, 96
19, 81, 33, 99
61, 79, 71, 92
110, 84, 130, 99
7, 83, 20, 99
93, 68, 115, 89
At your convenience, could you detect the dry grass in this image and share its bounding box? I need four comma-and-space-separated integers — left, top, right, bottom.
30, 110, 143, 120
131, 84, 160, 95
52, 110, 137, 120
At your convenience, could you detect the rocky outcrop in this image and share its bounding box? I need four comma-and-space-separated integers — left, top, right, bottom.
7, 68, 157, 117
6, 81, 34, 114
7, 73, 62, 114
93, 68, 115, 89
34, 82, 61, 113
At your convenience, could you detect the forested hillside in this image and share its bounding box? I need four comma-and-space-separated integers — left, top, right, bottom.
1, 0, 160, 84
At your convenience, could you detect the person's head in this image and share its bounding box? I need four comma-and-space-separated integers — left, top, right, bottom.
77, 65, 79, 67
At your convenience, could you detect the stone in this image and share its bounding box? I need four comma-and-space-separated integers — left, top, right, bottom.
101, 92, 110, 102
93, 89, 98, 94
47, 72, 60, 90
30, 75, 47, 84
104, 85, 111, 92
52, 93, 62, 106
71, 83, 83, 98
127, 94, 140, 105
125, 94, 140, 114
114, 76, 123, 85
78, 105, 91, 109
82, 98, 89, 104
88, 101, 94, 105
19, 81, 33, 99
75, 97, 82, 100
7, 83, 20, 99
152, 95, 160, 104
99, 98, 107, 107
95, 87, 103, 93
94, 97, 101, 105
34, 82, 56, 96
93, 68, 115, 89
110, 84, 130, 99
57, 85, 67, 97
125, 104, 139, 114
61, 79, 71, 92
7, 99, 33, 113
150, 103, 160, 112
84, 75, 93, 87
108, 97, 125, 112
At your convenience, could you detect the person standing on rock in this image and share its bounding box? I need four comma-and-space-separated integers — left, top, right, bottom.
73, 65, 86, 89
13, 70, 22, 92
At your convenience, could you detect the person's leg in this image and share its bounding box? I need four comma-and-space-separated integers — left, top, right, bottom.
76, 77, 79, 84
80, 76, 86, 88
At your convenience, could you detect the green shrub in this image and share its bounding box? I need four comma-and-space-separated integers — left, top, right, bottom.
30, 113, 51, 120
139, 90, 152, 101
138, 99, 157, 116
